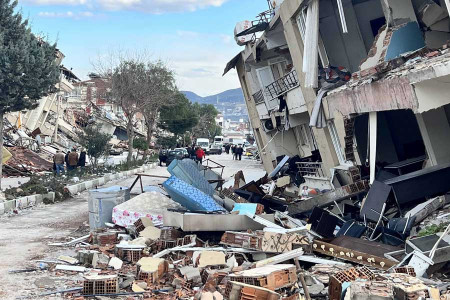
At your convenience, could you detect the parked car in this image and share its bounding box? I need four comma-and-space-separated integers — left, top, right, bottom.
209, 143, 223, 155
166, 149, 185, 166
175, 148, 189, 158
109, 147, 124, 156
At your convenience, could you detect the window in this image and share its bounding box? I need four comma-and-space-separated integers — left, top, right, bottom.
327, 120, 346, 164
296, 9, 329, 67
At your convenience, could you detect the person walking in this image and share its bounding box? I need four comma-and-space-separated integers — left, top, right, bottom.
53, 150, 65, 175
225, 144, 230, 154
68, 148, 79, 171
196, 147, 206, 164
231, 145, 236, 160
236, 145, 243, 161
78, 148, 87, 168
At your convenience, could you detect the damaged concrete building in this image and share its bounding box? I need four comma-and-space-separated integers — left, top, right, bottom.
226, 0, 450, 194
5, 50, 81, 148
69, 74, 147, 141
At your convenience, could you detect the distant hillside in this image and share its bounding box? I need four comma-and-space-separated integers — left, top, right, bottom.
182, 88, 244, 105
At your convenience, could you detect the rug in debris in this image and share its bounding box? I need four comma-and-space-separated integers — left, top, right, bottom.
112, 191, 182, 227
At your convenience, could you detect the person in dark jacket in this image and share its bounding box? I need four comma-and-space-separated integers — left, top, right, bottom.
225, 144, 231, 154
65, 151, 70, 169
78, 148, 87, 168
236, 145, 244, 161
159, 149, 168, 166
231, 145, 236, 160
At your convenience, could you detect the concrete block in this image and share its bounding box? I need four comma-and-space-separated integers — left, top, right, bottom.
430, 17, 450, 32
0, 203, 5, 214
85, 181, 93, 189
419, 1, 447, 27
425, 30, 450, 49
4, 200, 15, 212
66, 185, 78, 195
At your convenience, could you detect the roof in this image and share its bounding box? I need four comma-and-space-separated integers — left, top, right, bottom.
223, 52, 242, 76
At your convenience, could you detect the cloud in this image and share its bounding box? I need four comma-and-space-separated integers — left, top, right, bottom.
38, 10, 95, 18
22, 0, 229, 14
23, 0, 88, 4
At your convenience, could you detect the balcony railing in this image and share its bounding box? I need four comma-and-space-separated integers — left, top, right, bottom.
252, 90, 265, 104
297, 162, 326, 178
265, 70, 300, 100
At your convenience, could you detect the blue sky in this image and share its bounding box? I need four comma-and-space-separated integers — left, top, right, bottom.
17, 0, 268, 96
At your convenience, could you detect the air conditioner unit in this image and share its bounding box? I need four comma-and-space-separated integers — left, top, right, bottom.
263, 119, 275, 132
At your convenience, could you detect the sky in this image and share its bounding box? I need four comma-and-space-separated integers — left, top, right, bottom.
17, 0, 268, 97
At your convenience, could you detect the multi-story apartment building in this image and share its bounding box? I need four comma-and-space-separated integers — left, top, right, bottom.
226, 0, 450, 191
6, 50, 81, 143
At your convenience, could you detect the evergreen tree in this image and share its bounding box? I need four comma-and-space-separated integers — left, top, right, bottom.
0, 0, 60, 189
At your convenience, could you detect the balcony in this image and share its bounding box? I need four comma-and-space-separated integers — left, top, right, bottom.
252, 90, 265, 104
265, 70, 300, 100
297, 162, 326, 178
297, 161, 332, 190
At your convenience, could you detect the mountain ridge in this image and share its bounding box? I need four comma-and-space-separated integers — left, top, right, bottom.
182, 88, 244, 105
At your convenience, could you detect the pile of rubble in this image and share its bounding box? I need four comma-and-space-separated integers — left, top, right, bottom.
18, 157, 450, 299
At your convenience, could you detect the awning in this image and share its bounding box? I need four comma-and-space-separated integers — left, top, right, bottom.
223, 53, 242, 76
235, 22, 269, 37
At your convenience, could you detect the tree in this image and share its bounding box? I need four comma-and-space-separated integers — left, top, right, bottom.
0, 0, 60, 189
110, 60, 148, 164
191, 103, 221, 140
140, 61, 177, 158
159, 93, 198, 139
157, 136, 178, 149
133, 137, 148, 154
78, 125, 112, 171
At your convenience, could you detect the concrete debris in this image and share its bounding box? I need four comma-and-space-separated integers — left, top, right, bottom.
197, 251, 226, 268
21, 148, 450, 300
108, 257, 123, 270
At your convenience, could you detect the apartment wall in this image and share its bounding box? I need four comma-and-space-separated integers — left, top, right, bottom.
352, 0, 385, 51
417, 105, 450, 166
236, 55, 276, 172
280, 0, 341, 176
319, 0, 368, 72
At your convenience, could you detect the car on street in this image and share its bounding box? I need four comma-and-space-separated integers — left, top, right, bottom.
109, 147, 124, 156
209, 143, 223, 155
175, 148, 189, 158
166, 149, 186, 166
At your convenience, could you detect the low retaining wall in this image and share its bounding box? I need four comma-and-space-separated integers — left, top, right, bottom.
65, 163, 157, 195
0, 163, 158, 215
0, 192, 56, 215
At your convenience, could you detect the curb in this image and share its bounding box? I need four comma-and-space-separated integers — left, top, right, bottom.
0, 192, 56, 215
65, 162, 157, 195
0, 162, 158, 215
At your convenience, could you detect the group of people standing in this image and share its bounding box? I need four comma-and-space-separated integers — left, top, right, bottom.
224, 144, 244, 161
187, 145, 206, 164
53, 147, 87, 175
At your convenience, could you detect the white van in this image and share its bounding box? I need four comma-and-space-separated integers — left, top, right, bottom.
214, 136, 224, 144
196, 138, 210, 153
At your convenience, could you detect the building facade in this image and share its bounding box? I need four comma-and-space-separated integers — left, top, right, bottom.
227, 0, 450, 191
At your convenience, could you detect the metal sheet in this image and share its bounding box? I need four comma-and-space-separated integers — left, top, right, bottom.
162, 211, 276, 232
384, 162, 450, 206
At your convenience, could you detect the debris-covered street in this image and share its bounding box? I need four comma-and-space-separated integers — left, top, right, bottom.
2, 0, 450, 299
0, 154, 265, 299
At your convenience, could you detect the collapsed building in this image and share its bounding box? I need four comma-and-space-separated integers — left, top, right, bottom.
225, 0, 450, 196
